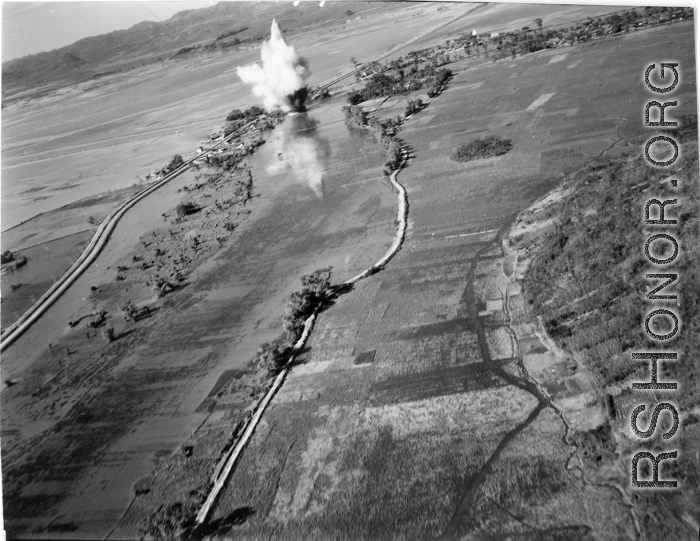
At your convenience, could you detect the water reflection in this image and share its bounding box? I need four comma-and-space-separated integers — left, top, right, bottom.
266, 113, 331, 198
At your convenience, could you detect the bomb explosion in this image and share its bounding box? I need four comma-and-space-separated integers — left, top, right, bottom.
237, 20, 310, 112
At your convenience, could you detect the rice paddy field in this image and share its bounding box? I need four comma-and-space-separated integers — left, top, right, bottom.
206, 20, 697, 540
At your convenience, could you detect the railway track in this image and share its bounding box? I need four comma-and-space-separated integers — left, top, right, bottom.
0, 120, 255, 353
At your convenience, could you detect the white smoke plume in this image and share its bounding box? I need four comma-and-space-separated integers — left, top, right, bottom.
267, 114, 329, 198
236, 19, 311, 112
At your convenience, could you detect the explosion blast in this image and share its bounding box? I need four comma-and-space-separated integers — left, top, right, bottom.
237, 20, 310, 112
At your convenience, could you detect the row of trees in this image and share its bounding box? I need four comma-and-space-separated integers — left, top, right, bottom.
342, 70, 452, 174
214, 26, 248, 42
255, 267, 333, 375
341, 105, 404, 176
347, 64, 452, 105
173, 28, 260, 57
453, 6, 692, 60
404, 99, 423, 117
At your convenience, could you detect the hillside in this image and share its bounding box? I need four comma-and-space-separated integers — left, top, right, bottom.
1, 1, 389, 101
509, 123, 699, 541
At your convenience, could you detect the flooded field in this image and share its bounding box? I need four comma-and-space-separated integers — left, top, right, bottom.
0, 94, 399, 538
1, 230, 93, 328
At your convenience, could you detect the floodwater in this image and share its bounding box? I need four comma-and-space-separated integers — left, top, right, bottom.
0, 96, 399, 539
240, 106, 396, 282
0, 0, 472, 232
0, 229, 94, 329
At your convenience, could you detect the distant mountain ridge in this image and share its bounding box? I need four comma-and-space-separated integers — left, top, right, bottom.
2, 1, 386, 101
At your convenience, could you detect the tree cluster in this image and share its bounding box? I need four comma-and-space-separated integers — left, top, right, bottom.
223, 107, 280, 137
226, 106, 264, 122
341, 105, 404, 176
121, 301, 151, 322
167, 154, 184, 172
450, 135, 513, 162
255, 341, 290, 375
427, 68, 452, 97
341, 104, 367, 127
347, 63, 451, 105
404, 98, 423, 116
282, 267, 332, 343
153, 276, 177, 298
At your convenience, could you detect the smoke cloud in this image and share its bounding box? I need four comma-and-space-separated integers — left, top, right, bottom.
236, 19, 311, 112
267, 114, 330, 198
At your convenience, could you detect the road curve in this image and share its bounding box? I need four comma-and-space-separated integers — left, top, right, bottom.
195, 145, 411, 525
193, 70, 457, 524
0, 121, 255, 353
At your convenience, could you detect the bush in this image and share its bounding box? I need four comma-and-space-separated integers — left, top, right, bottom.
103, 326, 115, 343
122, 301, 150, 322
435, 68, 452, 85
404, 99, 423, 116
450, 135, 513, 162
255, 342, 289, 374
226, 109, 245, 121
175, 201, 199, 218
167, 154, 184, 172
346, 91, 363, 105
341, 104, 367, 128
1, 250, 14, 264
223, 119, 245, 136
